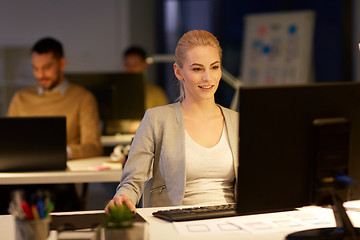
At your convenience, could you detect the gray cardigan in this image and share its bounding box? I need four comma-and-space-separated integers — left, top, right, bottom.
115, 102, 239, 207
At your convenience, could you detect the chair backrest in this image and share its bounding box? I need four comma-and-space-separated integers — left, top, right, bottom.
141, 178, 154, 208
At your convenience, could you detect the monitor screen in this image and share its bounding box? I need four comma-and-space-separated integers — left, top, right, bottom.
0, 116, 67, 171
236, 82, 360, 216
66, 72, 145, 135
215, 79, 236, 109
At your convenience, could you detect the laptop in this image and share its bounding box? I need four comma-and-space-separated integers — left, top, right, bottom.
0, 116, 67, 172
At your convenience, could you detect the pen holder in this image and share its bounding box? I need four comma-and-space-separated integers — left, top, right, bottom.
15, 217, 50, 240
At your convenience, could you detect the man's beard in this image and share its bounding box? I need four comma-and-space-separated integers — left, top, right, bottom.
39, 72, 62, 90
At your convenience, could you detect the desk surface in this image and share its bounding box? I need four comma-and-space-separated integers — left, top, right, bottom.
1, 202, 360, 240
137, 202, 360, 240
0, 156, 122, 185
136, 207, 291, 240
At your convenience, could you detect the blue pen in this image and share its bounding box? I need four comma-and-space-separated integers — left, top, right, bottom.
36, 200, 45, 219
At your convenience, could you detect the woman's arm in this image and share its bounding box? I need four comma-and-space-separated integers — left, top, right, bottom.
113, 109, 156, 206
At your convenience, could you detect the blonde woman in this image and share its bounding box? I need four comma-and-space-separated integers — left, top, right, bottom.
106, 30, 239, 212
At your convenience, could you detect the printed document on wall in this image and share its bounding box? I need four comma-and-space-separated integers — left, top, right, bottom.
240, 11, 315, 86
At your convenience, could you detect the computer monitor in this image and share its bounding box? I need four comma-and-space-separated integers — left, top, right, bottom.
66, 72, 145, 135
236, 82, 360, 239
215, 79, 236, 109
215, 67, 242, 111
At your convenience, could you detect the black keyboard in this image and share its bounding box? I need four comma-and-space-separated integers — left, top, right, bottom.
152, 204, 238, 221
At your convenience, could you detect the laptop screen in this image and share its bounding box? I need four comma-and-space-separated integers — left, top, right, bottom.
0, 116, 67, 172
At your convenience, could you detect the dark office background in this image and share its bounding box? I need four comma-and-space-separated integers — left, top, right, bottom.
0, 0, 357, 211
154, 0, 353, 103
0, 0, 356, 108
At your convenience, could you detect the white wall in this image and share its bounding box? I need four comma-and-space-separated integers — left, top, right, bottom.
0, 0, 130, 72
0, 0, 160, 115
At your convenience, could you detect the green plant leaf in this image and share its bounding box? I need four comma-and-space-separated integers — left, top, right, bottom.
104, 203, 135, 229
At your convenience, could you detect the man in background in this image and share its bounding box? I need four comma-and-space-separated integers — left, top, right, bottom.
1, 37, 103, 214
8, 37, 103, 159
123, 46, 168, 109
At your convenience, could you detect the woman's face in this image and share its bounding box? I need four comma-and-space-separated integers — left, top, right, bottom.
175, 45, 221, 103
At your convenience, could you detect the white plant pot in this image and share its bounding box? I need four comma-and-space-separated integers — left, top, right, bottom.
104, 222, 148, 240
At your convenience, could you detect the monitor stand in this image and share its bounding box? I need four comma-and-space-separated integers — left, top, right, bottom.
286, 193, 360, 240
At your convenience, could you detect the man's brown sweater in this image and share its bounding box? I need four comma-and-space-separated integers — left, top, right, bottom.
7, 83, 103, 159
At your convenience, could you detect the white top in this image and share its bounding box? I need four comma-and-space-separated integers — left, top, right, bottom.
182, 127, 235, 205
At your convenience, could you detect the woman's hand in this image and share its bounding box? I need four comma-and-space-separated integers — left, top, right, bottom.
105, 194, 136, 214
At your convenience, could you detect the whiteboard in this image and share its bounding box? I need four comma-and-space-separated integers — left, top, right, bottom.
240, 11, 315, 85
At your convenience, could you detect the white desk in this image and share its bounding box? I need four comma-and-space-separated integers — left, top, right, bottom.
2, 203, 360, 240
136, 202, 360, 240
135, 207, 295, 240
0, 156, 122, 185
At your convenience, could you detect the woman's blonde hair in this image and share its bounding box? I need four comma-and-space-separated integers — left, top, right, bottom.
175, 30, 222, 101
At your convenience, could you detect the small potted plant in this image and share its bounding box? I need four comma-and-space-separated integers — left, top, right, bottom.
104, 203, 136, 240
105, 203, 135, 229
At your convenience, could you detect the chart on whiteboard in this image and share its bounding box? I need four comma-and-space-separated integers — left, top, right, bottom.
240, 11, 315, 85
